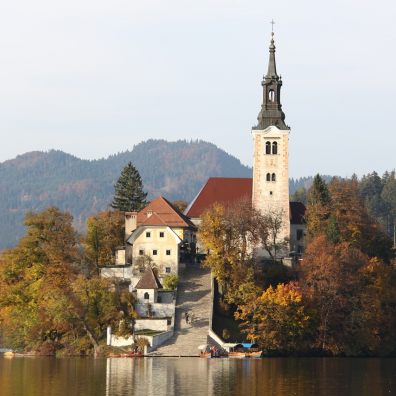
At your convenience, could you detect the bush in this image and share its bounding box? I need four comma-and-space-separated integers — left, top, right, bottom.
163, 274, 179, 290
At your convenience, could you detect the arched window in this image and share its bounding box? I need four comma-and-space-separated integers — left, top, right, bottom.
266, 173, 271, 182
272, 173, 276, 181
272, 141, 278, 155
268, 89, 275, 102
144, 292, 149, 300
265, 141, 271, 154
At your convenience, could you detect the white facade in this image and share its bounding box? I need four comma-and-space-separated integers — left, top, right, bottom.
252, 126, 290, 254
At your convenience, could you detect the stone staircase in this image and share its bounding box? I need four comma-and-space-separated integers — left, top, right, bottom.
149, 262, 211, 356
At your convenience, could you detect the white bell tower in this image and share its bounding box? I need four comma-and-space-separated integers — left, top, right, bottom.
252, 32, 290, 255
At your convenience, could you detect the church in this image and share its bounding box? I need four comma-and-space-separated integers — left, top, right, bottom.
184, 32, 306, 258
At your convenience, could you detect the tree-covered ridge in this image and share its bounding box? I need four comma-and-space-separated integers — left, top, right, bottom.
0, 140, 251, 249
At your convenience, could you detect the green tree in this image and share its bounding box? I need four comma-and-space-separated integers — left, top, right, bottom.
163, 274, 179, 290
111, 162, 147, 212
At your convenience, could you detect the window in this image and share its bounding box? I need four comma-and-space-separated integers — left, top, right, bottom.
265, 141, 271, 155
167, 318, 172, 325
139, 249, 144, 256
146, 232, 151, 238
272, 173, 276, 182
266, 173, 271, 182
272, 141, 278, 155
159, 232, 165, 238
153, 250, 158, 256
144, 292, 149, 300
166, 250, 171, 256
270, 191, 273, 196
268, 89, 275, 102
297, 229, 304, 241
165, 267, 171, 273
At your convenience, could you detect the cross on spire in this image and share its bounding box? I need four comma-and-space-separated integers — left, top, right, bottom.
270, 19, 275, 35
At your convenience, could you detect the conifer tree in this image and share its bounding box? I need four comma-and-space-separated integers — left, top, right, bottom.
111, 162, 147, 212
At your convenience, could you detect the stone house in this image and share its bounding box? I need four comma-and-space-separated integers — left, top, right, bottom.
101, 195, 196, 289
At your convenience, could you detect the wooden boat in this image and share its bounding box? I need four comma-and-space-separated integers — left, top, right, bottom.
199, 351, 212, 358
3, 351, 14, 358
228, 351, 246, 358
245, 351, 262, 358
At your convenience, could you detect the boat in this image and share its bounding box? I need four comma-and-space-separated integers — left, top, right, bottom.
3, 351, 14, 358
199, 351, 212, 358
228, 351, 246, 358
245, 350, 262, 358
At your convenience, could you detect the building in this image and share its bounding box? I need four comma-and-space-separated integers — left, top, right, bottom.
101, 196, 197, 289
185, 33, 306, 258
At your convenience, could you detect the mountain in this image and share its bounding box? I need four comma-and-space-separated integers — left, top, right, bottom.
0, 140, 252, 249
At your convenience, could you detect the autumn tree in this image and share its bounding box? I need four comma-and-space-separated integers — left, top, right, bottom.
0, 207, 129, 355
235, 282, 314, 354
300, 234, 396, 356
111, 162, 147, 212
198, 198, 289, 305
84, 210, 124, 268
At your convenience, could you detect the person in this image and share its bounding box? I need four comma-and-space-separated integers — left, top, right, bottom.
185, 312, 189, 324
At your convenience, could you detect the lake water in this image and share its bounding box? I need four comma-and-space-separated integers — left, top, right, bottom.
0, 357, 395, 396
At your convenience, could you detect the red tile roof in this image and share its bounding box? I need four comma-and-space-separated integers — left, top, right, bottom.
185, 178, 253, 218
185, 177, 305, 224
135, 267, 163, 289
137, 196, 195, 228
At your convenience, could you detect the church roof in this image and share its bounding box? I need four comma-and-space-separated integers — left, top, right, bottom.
185, 177, 253, 218
184, 177, 305, 225
137, 196, 195, 228
135, 267, 163, 290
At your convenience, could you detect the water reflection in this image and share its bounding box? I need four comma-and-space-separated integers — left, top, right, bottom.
104, 357, 396, 396
0, 356, 395, 395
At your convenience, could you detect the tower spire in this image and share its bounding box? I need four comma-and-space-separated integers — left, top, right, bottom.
266, 31, 278, 79
253, 28, 289, 131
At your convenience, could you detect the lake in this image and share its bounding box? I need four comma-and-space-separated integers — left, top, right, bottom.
0, 357, 395, 396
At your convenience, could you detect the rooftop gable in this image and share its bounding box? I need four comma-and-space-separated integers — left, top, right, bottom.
135, 267, 163, 289
137, 196, 195, 228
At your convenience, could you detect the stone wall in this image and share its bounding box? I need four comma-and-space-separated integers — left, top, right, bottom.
135, 318, 170, 332
135, 302, 175, 319
100, 266, 133, 280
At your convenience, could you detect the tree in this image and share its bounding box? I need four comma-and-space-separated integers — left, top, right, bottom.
111, 162, 147, 212
0, 207, 128, 355
235, 282, 314, 354
305, 174, 331, 239
84, 210, 124, 268
198, 198, 289, 305
300, 234, 396, 356
172, 200, 188, 213
163, 275, 179, 290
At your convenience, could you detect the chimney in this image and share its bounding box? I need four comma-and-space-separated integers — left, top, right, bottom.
125, 212, 138, 237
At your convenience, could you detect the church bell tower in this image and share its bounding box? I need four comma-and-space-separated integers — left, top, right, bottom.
252, 31, 290, 255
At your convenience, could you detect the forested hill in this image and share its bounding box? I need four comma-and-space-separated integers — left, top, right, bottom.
0, 140, 252, 249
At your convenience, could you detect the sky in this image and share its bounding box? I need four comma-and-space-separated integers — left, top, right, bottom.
0, 0, 395, 178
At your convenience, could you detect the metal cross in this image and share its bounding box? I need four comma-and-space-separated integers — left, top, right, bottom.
270, 19, 275, 34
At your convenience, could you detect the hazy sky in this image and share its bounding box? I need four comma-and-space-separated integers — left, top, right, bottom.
0, 0, 395, 178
